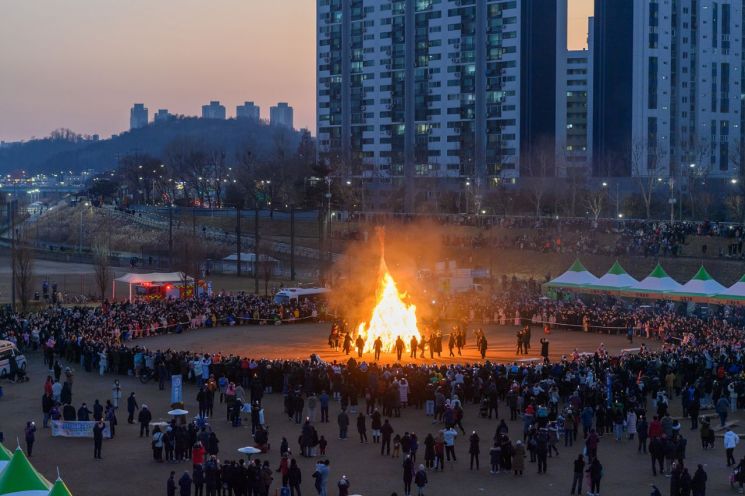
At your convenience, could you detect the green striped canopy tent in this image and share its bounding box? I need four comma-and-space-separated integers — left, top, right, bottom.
0, 448, 52, 496
622, 264, 682, 298
0, 444, 11, 474
47, 478, 73, 496
584, 261, 639, 293
713, 273, 745, 304
666, 266, 726, 301
544, 259, 600, 290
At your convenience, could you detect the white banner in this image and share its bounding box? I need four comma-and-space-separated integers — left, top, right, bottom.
51, 420, 112, 439
171, 375, 183, 404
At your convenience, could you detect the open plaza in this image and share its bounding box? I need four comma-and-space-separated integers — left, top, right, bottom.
0, 314, 741, 496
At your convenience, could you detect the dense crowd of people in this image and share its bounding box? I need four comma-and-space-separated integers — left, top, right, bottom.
434, 218, 745, 260
5, 283, 745, 495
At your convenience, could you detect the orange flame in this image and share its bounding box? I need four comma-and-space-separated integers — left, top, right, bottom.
357, 228, 421, 353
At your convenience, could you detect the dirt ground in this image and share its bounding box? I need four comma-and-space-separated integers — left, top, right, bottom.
0, 324, 737, 496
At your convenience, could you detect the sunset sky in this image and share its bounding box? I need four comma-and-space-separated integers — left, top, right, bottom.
0, 0, 593, 142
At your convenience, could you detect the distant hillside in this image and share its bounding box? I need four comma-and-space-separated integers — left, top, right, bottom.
0, 118, 305, 174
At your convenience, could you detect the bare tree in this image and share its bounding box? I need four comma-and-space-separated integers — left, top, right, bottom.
13, 230, 35, 311
164, 137, 208, 206
521, 139, 554, 217
205, 146, 229, 208
631, 140, 661, 219
172, 232, 206, 298
585, 187, 606, 224
92, 237, 112, 302
687, 136, 712, 220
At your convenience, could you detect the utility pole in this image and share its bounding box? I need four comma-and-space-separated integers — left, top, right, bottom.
192, 207, 196, 237
168, 205, 173, 269
254, 207, 259, 294
79, 208, 84, 253
668, 177, 676, 223
325, 177, 332, 285
9, 200, 16, 313
290, 204, 296, 281
236, 207, 241, 277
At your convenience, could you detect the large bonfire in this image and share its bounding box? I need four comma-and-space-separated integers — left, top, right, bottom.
356, 229, 422, 353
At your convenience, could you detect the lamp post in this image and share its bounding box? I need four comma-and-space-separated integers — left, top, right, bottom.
668, 177, 676, 223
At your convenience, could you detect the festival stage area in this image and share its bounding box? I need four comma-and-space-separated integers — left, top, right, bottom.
132, 322, 661, 365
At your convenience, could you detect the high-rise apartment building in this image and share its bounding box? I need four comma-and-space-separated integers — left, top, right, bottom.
129, 103, 149, 130
237, 101, 261, 121
317, 0, 561, 210
594, 0, 743, 178
555, 8, 594, 178
153, 109, 171, 123
202, 101, 226, 120
270, 102, 294, 128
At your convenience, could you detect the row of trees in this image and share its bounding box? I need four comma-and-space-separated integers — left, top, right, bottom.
89, 128, 321, 211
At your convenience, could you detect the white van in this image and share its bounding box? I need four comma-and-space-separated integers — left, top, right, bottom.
0, 340, 26, 378
273, 287, 330, 305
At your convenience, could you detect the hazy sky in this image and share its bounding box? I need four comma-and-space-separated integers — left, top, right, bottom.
0, 0, 592, 142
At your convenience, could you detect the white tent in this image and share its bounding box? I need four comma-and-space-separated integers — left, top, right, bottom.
624, 264, 682, 296
544, 259, 600, 289
113, 272, 193, 301
667, 266, 726, 300
588, 261, 639, 291
714, 274, 745, 303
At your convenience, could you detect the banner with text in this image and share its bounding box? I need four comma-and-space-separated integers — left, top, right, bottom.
171, 375, 183, 404
51, 420, 112, 439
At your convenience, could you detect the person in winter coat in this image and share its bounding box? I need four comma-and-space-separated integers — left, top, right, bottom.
402, 455, 414, 496
127, 392, 138, 424
24, 421, 36, 457
414, 465, 428, 496
192, 464, 204, 496
512, 440, 525, 475
691, 463, 707, 496
423, 433, 435, 469
179, 471, 192, 496
637, 416, 649, 453
489, 441, 501, 474
288, 459, 302, 496
167, 471, 176, 496
469, 431, 480, 470
626, 410, 638, 440
571, 454, 585, 495
338, 409, 350, 440
337, 475, 350, 496
152, 427, 165, 461
587, 457, 603, 496
357, 412, 368, 443
138, 404, 152, 437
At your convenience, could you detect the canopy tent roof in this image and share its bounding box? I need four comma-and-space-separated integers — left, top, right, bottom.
667, 266, 726, 297
223, 253, 279, 263
713, 273, 745, 301
114, 272, 193, 285
625, 264, 683, 294
47, 479, 73, 496
587, 261, 639, 290
544, 259, 599, 288
0, 444, 11, 474
0, 448, 52, 496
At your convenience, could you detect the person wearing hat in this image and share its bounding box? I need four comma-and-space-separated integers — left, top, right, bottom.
337, 474, 350, 496
178, 470, 192, 496
414, 464, 428, 496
